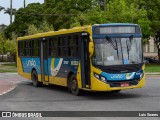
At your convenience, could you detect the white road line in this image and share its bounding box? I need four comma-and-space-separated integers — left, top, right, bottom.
0, 73, 18, 75
0, 84, 17, 96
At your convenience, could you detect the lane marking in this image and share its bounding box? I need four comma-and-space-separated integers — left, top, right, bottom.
0, 73, 18, 75
0, 84, 17, 96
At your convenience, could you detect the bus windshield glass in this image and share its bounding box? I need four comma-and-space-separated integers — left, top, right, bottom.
92, 38, 142, 66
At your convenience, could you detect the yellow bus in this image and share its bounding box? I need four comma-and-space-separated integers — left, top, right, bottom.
17, 23, 145, 95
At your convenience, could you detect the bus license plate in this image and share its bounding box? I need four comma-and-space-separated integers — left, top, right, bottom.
120, 83, 129, 87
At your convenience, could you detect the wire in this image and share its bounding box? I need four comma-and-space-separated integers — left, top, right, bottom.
13, 11, 82, 16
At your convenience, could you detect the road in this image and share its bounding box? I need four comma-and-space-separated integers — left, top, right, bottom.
0, 73, 160, 120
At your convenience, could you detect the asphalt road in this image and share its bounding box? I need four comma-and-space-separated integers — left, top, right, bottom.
0, 73, 160, 120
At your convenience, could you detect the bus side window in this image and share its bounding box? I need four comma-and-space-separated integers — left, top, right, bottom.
25, 41, 31, 57
33, 40, 39, 57
18, 41, 24, 56
60, 36, 68, 57
69, 35, 79, 58
49, 37, 58, 58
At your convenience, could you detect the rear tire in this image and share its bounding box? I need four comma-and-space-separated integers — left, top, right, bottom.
31, 70, 42, 87
69, 75, 81, 96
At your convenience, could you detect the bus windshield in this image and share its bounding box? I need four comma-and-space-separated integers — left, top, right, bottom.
92, 37, 142, 66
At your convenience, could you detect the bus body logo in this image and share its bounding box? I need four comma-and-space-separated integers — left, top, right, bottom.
126, 72, 135, 80
111, 74, 123, 79
26, 59, 36, 67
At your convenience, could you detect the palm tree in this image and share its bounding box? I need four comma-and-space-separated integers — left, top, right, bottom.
4, 8, 16, 15
3, 0, 16, 24
4, 8, 16, 24
24, 0, 26, 8
0, 6, 5, 12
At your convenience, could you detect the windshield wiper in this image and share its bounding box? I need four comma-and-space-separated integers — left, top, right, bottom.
105, 36, 118, 50
126, 35, 133, 51
129, 35, 133, 41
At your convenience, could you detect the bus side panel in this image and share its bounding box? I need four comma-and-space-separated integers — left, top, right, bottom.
17, 56, 32, 80
47, 58, 80, 87
17, 57, 41, 81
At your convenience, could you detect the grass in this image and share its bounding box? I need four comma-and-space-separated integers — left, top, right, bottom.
145, 64, 160, 73
2, 63, 16, 66
0, 62, 17, 73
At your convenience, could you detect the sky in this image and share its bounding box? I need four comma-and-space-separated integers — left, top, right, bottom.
0, 0, 44, 25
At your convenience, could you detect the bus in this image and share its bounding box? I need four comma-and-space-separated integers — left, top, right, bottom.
17, 23, 145, 95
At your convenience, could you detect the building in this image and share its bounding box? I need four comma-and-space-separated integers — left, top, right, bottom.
143, 37, 158, 59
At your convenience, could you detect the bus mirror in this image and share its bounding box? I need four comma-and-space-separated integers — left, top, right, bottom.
89, 42, 94, 57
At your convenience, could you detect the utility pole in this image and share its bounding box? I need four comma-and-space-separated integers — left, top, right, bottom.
24, 0, 26, 8
10, 0, 13, 24
104, 0, 106, 15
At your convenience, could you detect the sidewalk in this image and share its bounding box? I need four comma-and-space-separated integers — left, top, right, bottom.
145, 72, 160, 75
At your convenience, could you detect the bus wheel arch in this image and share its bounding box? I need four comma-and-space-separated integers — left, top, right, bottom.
69, 74, 81, 96
67, 72, 74, 92
31, 68, 41, 87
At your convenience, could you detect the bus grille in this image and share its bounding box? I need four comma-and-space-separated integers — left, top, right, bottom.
107, 79, 140, 87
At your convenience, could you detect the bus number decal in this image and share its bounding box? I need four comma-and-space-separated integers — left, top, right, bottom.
64, 61, 69, 65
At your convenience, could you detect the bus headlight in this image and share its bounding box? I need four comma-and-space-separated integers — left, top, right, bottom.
94, 73, 100, 79
140, 72, 144, 79
94, 73, 107, 83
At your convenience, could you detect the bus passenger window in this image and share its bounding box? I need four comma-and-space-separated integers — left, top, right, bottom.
49, 37, 59, 57
59, 37, 68, 57
69, 35, 79, 58
33, 40, 39, 57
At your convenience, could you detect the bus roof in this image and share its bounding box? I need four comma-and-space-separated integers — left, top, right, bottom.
93, 23, 139, 27
17, 23, 139, 41
17, 25, 91, 41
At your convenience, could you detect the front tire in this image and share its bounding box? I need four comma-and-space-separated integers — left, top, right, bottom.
69, 75, 81, 96
31, 70, 42, 87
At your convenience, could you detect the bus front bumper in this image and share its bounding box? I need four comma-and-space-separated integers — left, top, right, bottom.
91, 74, 146, 91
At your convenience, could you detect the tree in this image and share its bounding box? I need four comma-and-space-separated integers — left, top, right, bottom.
4, 8, 16, 24
26, 21, 54, 35
0, 33, 7, 61
106, 0, 151, 38
4, 8, 16, 15
4, 3, 45, 38
72, 0, 151, 39
0, 6, 5, 11
131, 0, 160, 61
0, 24, 7, 32
44, 0, 94, 30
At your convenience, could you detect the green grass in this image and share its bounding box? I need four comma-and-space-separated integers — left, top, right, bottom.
2, 63, 16, 67
145, 64, 160, 73
0, 63, 17, 73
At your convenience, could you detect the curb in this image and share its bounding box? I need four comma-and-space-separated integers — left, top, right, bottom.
145, 73, 160, 75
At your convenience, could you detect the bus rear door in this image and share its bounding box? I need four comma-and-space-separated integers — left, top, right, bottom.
40, 38, 49, 83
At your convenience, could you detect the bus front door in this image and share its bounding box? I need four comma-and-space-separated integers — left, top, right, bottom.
80, 34, 91, 89
40, 39, 49, 83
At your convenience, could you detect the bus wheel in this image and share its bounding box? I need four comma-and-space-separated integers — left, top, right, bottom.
70, 75, 80, 96
31, 70, 41, 87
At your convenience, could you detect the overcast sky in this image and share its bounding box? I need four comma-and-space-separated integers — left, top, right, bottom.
0, 0, 44, 25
